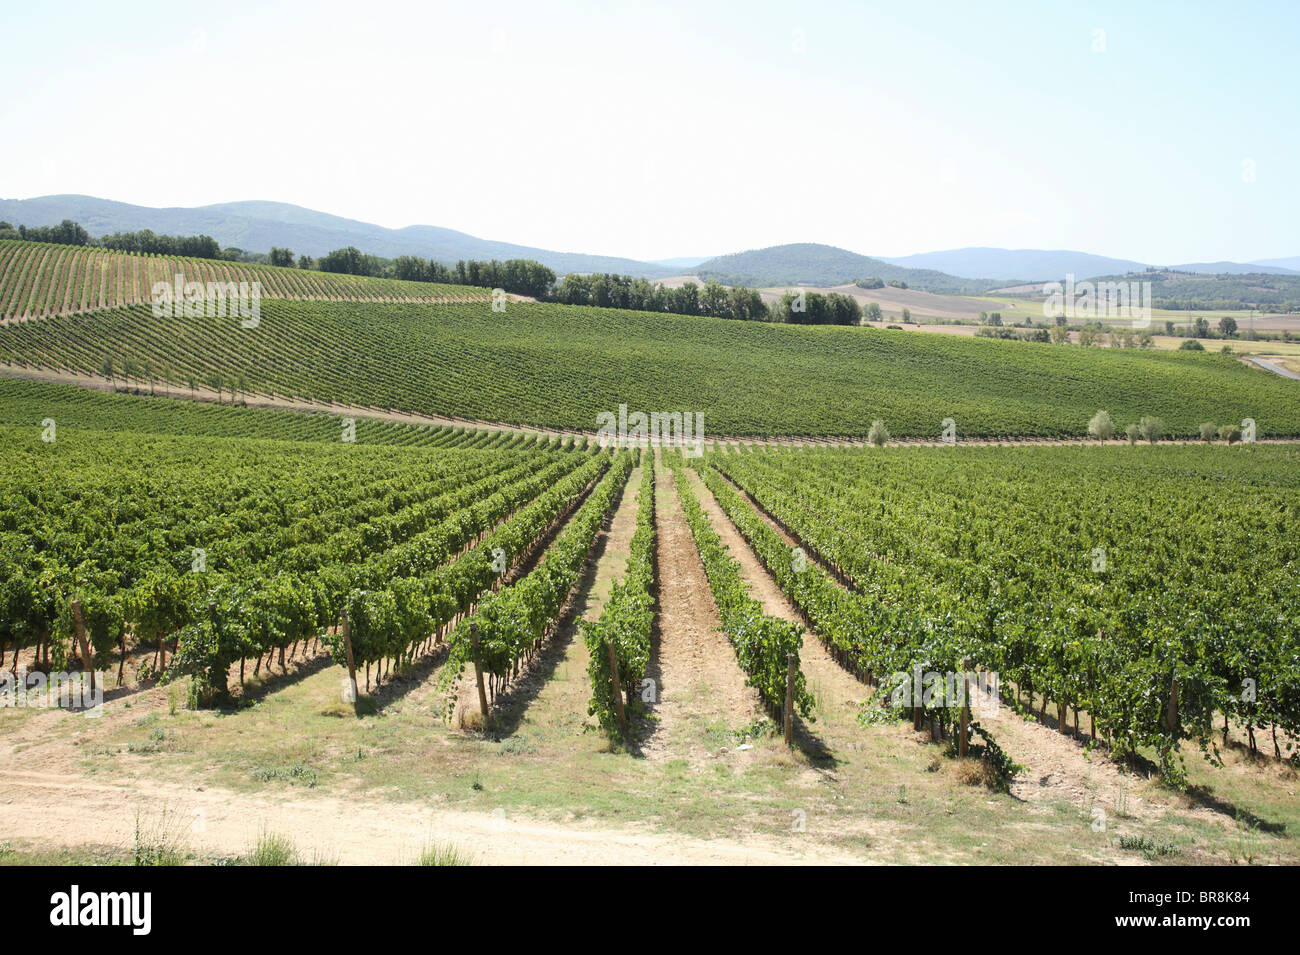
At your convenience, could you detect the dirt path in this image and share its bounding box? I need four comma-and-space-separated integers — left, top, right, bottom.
490, 466, 643, 738
640, 453, 763, 761
0, 365, 580, 438
685, 469, 868, 734
1247, 356, 1300, 381
0, 769, 863, 865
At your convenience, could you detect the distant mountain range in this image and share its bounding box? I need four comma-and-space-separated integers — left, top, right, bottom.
879, 247, 1300, 280
1, 196, 1295, 292
0, 195, 677, 278
1250, 256, 1300, 272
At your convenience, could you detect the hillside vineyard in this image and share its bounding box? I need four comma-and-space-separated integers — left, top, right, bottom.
2, 297, 1298, 438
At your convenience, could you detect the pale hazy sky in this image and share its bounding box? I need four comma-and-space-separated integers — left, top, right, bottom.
2, 0, 1297, 263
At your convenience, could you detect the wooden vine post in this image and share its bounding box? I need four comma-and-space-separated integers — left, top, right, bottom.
606, 639, 626, 730
470, 622, 489, 721
340, 609, 358, 708
1167, 669, 1180, 734
913, 666, 924, 731
783, 652, 796, 747
71, 599, 95, 695
959, 657, 971, 758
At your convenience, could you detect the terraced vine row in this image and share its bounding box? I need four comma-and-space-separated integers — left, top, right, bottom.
705, 445, 1300, 776
0, 239, 488, 320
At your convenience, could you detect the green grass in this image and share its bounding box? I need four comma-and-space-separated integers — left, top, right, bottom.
246, 830, 300, 866
416, 842, 475, 866
2, 298, 1298, 438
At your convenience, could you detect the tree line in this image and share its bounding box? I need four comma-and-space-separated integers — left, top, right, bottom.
552, 275, 864, 325
552, 274, 768, 320
0, 219, 257, 261
0, 220, 869, 324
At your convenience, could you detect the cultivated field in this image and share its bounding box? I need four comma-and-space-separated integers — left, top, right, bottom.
3, 297, 1299, 438
0, 239, 489, 321
3, 373, 1299, 866
2, 250, 1297, 867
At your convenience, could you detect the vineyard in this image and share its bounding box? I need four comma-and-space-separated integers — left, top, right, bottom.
2, 284, 1298, 865
2, 376, 1299, 865
0, 377, 545, 447
0, 416, 616, 697
0, 239, 488, 320
3, 296, 1299, 438
701, 444, 1300, 778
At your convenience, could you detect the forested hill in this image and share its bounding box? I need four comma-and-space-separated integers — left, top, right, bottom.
695, 243, 1008, 294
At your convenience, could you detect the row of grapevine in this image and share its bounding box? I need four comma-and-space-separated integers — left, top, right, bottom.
583, 454, 657, 737
0, 378, 583, 448
0, 239, 489, 320
320, 450, 615, 692
707, 445, 1300, 776
3, 296, 1296, 438
0, 416, 612, 701
693, 458, 992, 757
666, 455, 813, 726
439, 452, 636, 717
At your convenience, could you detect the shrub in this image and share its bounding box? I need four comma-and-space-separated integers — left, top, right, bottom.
868, 419, 890, 446
1179, 339, 1205, 351
247, 831, 299, 866
1199, 421, 1217, 442
1218, 424, 1242, 444
1124, 423, 1141, 445
1138, 416, 1165, 443
1087, 410, 1115, 441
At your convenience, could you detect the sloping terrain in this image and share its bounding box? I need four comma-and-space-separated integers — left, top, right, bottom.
2, 297, 1297, 438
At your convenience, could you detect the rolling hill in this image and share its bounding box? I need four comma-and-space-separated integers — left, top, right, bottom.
878, 248, 1149, 281
0, 239, 487, 320
695, 243, 1005, 294
0, 195, 675, 279
1251, 256, 1300, 272
880, 248, 1300, 280
1082, 269, 1300, 310
2, 295, 1295, 439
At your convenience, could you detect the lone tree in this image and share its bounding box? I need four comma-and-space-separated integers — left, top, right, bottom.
868, 419, 890, 447
1088, 410, 1115, 441
1124, 423, 1141, 445
1218, 316, 1238, 338
1138, 416, 1165, 444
